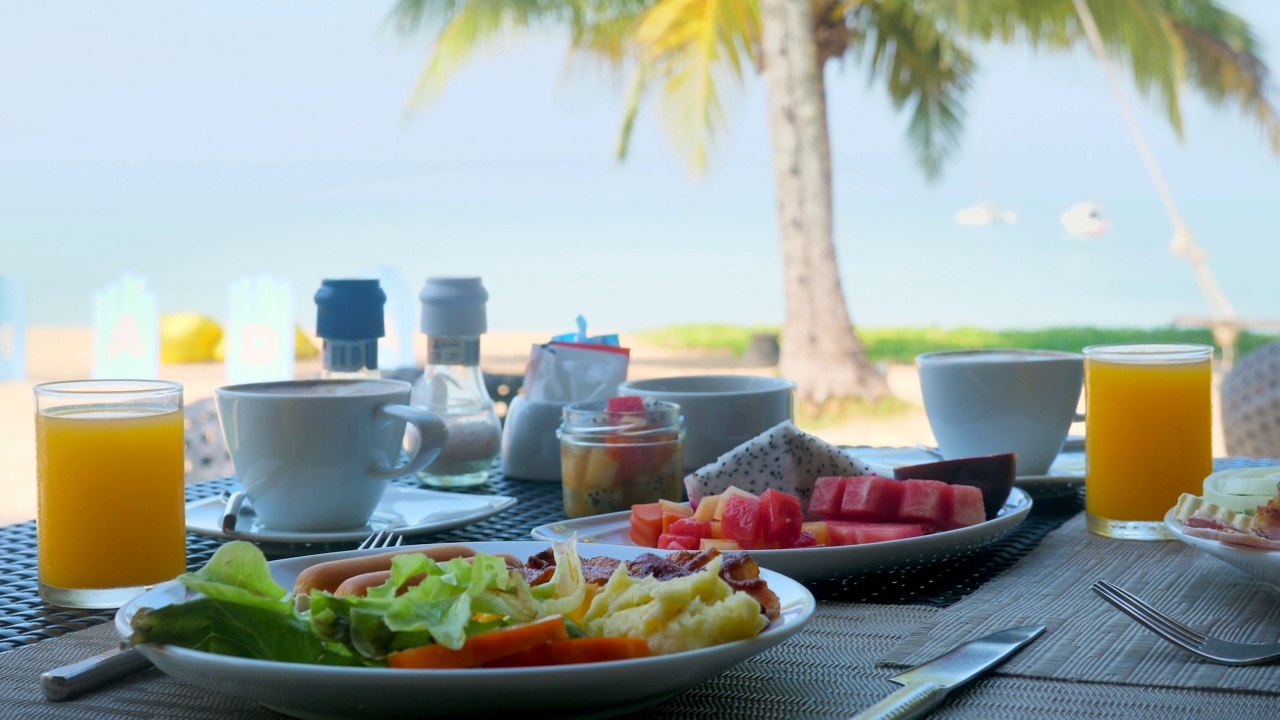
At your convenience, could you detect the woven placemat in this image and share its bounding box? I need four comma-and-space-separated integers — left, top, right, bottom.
5, 603, 1280, 720
881, 514, 1280, 692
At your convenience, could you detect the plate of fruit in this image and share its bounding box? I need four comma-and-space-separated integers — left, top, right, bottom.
533, 479, 1031, 584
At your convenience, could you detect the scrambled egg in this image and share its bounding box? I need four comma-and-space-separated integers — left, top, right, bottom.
581, 556, 768, 654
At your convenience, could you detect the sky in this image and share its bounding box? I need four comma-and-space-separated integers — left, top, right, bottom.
2, 1, 1279, 334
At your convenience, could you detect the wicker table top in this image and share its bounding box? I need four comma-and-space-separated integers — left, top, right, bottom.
3, 458, 1279, 719
1, 462, 1087, 654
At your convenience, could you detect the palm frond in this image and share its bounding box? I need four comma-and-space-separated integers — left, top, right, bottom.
847, 0, 975, 180
615, 62, 649, 161
392, 0, 605, 110
1165, 1, 1280, 152
631, 0, 759, 173
934, 0, 1280, 152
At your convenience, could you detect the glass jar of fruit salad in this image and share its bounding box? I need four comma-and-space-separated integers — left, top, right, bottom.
558, 397, 685, 518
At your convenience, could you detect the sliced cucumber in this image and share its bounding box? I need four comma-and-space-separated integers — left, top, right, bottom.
1202, 468, 1280, 514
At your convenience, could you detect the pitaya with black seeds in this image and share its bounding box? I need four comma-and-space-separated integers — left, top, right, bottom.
683, 421, 870, 512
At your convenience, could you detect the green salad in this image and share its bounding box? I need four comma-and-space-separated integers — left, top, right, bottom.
129, 541, 578, 667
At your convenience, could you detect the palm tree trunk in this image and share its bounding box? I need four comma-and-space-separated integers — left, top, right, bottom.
760, 0, 888, 408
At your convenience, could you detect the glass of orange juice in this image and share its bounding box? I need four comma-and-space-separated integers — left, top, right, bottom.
1083, 344, 1213, 540
35, 380, 186, 607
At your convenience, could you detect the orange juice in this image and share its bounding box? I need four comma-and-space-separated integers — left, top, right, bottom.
36, 405, 186, 594
1084, 344, 1212, 539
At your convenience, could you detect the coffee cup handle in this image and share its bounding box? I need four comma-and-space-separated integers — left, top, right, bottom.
367, 404, 449, 481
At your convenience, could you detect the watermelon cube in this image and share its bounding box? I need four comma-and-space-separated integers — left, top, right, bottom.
668, 518, 713, 540
944, 484, 986, 530
656, 533, 700, 551
759, 489, 804, 548
720, 493, 764, 549
808, 476, 847, 517
606, 396, 647, 413
853, 522, 929, 544
826, 520, 929, 546
840, 476, 906, 522
898, 479, 951, 526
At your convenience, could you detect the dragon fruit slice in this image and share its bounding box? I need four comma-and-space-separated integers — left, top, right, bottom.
683, 421, 870, 512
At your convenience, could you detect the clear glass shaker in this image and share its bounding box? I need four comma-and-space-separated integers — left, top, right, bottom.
410, 277, 502, 487
315, 278, 384, 380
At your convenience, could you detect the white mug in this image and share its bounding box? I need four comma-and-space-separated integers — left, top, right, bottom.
215, 378, 449, 532
617, 375, 795, 472
917, 349, 1084, 476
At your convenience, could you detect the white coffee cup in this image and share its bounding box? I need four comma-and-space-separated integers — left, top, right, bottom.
916, 349, 1084, 477
617, 375, 796, 472
215, 378, 449, 532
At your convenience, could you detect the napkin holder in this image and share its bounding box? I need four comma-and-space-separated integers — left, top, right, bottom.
500, 396, 567, 481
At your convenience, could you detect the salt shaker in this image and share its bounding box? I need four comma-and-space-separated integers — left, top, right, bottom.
410, 277, 502, 487
315, 278, 385, 379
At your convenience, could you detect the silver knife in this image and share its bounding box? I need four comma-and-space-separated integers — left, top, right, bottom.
41, 646, 152, 702
851, 624, 1045, 720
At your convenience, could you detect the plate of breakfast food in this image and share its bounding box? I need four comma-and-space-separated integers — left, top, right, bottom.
117, 540, 814, 719
1165, 467, 1280, 591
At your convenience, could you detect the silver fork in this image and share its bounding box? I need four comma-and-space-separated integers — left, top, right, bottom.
1092, 579, 1280, 665
357, 529, 404, 550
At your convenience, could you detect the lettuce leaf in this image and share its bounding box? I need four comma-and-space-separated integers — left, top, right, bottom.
176, 541, 290, 613
309, 552, 540, 659
130, 543, 571, 666
130, 598, 361, 666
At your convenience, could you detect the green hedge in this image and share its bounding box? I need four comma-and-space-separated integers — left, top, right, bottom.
637, 324, 1280, 365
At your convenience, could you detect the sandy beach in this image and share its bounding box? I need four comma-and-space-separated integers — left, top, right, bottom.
0, 327, 1225, 526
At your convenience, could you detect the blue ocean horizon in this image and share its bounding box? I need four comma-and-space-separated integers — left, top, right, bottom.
4, 2, 1279, 335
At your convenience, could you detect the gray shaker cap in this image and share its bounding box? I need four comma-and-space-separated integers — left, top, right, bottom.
419, 277, 488, 337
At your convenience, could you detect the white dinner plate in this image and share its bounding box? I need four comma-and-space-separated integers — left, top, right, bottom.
186, 486, 517, 549
116, 541, 816, 720
1164, 509, 1280, 592
531, 488, 1033, 583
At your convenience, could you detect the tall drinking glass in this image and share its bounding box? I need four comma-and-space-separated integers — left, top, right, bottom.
35, 380, 186, 607
1083, 344, 1213, 540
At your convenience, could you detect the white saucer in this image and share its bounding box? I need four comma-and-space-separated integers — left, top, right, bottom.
186, 486, 517, 546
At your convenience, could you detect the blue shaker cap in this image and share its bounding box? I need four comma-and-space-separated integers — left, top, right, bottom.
315, 278, 386, 340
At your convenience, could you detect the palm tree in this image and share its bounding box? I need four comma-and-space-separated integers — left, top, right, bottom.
390, 0, 1280, 409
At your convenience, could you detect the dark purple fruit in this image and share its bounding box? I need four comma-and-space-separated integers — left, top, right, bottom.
893, 453, 1016, 520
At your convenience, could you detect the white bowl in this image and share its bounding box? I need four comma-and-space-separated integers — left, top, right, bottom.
617, 375, 795, 471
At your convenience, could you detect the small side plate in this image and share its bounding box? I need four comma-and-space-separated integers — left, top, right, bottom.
187, 486, 517, 549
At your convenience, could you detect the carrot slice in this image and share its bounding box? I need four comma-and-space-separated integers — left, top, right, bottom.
483, 637, 653, 667
386, 615, 569, 669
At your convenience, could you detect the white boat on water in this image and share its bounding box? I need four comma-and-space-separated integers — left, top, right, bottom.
1061, 201, 1108, 237
956, 202, 1018, 226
